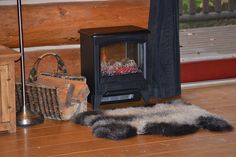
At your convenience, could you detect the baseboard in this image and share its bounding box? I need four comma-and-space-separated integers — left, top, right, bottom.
181, 78, 236, 90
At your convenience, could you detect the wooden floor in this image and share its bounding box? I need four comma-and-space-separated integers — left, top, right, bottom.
0, 84, 236, 157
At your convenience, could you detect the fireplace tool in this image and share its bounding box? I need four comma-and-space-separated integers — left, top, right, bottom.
16, 0, 44, 126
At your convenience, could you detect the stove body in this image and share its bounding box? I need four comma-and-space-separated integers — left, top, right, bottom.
80, 26, 150, 110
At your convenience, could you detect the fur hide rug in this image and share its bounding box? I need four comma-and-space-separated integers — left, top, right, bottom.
72, 100, 233, 140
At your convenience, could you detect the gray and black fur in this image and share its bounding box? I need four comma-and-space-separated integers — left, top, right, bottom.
72, 101, 233, 140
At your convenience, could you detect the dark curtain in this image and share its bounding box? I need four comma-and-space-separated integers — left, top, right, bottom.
147, 0, 181, 98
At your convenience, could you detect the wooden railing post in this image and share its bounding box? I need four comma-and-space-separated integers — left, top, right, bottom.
203, 0, 209, 14
214, 0, 222, 13
228, 0, 235, 12
179, 0, 183, 16
189, 0, 196, 15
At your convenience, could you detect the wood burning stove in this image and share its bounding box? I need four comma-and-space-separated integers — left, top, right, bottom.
80, 26, 150, 110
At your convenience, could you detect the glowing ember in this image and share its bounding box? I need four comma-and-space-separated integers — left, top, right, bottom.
101, 58, 140, 76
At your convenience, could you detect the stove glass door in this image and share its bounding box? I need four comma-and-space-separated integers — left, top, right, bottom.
100, 41, 146, 77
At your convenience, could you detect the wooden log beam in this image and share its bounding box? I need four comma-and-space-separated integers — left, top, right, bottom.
0, 0, 149, 48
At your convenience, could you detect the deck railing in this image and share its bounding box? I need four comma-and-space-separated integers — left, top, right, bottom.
179, 0, 236, 22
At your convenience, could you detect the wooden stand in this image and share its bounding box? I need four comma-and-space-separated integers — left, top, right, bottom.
0, 45, 20, 133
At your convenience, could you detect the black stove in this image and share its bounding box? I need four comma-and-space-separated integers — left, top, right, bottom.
80, 26, 150, 110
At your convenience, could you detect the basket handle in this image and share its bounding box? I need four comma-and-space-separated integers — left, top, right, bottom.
28, 53, 67, 82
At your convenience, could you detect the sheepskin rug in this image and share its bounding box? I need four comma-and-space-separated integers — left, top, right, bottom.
72, 100, 233, 140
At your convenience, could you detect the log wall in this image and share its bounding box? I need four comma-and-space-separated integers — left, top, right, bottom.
0, 0, 149, 80
0, 0, 149, 48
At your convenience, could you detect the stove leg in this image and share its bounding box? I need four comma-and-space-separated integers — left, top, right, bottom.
91, 95, 102, 111
141, 90, 150, 106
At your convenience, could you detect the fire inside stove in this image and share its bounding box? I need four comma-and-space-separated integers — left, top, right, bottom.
100, 42, 145, 77
101, 58, 140, 76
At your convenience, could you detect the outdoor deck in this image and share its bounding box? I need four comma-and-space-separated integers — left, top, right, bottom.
180, 24, 236, 62
0, 83, 235, 157
179, 24, 236, 82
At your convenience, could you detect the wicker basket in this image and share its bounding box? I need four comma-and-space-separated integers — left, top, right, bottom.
16, 53, 89, 120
